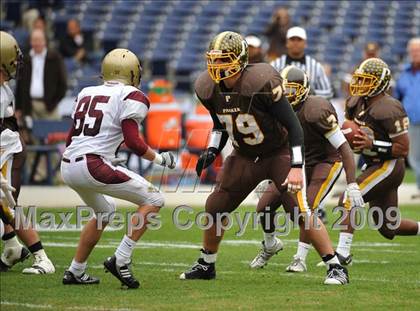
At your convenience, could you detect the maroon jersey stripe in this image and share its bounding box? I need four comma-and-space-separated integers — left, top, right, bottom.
123, 91, 150, 108
86, 154, 130, 184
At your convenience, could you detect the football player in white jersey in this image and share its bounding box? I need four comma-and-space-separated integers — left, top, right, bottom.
0, 31, 55, 274
61, 48, 176, 289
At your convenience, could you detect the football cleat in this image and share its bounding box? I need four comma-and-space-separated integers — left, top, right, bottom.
22, 255, 55, 274
179, 258, 216, 280
0, 246, 30, 272
336, 253, 353, 266
324, 264, 349, 285
62, 270, 100, 285
249, 238, 284, 269
104, 255, 139, 289
285, 255, 307, 273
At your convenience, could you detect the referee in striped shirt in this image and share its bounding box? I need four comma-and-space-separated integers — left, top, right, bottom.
271, 27, 333, 98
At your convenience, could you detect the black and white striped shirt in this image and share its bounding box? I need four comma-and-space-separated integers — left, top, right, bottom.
270, 55, 333, 99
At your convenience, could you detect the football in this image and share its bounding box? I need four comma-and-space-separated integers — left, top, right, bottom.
341, 120, 360, 149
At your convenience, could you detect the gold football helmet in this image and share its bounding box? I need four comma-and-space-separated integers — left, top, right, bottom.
101, 48, 142, 86
206, 31, 248, 83
280, 65, 310, 106
350, 58, 391, 97
0, 31, 23, 80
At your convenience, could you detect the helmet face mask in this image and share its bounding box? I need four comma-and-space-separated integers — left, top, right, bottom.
0, 31, 23, 80
350, 58, 391, 97
280, 65, 310, 107
101, 48, 142, 87
206, 31, 248, 83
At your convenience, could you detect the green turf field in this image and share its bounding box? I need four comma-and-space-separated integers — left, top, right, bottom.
1, 205, 419, 311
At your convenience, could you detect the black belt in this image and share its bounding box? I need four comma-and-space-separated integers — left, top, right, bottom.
62, 156, 84, 163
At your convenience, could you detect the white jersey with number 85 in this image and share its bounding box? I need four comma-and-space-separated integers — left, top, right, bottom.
63, 81, 150, 161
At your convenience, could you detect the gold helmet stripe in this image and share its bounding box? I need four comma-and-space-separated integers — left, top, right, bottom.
214, 31, 229, 51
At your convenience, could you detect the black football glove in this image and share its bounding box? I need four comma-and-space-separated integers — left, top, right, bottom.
196, 147, 218, 176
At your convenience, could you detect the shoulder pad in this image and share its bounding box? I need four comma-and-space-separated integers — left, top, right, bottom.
305, 96, 334, 122
239, 63, 281, 97
370, 95, 406, 120
194, 70, 215, 101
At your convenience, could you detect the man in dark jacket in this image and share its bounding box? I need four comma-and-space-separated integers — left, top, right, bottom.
16, 29, 67, 120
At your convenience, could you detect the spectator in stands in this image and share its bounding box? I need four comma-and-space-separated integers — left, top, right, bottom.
395, 37, 420, 199
59, 19, 87, 63
341, 42, 381, 97
245, 34, 265, 63
264, 7, 290, 61
271, 26, 333, 98
16, 29, 67, 121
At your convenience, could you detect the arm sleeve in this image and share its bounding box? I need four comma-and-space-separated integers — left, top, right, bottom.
121, 119, 149, 156
269, 95, 304, 167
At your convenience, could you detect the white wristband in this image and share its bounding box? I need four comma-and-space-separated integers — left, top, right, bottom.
208, 130, 222, 149
153, 153, 163, 165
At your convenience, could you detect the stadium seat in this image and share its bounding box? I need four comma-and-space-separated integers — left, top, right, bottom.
25, 119, 73, 185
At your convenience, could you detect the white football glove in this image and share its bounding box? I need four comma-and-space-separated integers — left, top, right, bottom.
345, 183, 364, 208
154, 152, 176, 169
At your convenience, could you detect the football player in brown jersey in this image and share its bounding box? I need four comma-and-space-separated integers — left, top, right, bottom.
334, 58, 420, 265
179, 31, 349, 285
249, 66, 364, 273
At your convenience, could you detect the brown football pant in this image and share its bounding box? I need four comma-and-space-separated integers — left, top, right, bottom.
257, 162, 343, 231
340, 158, 405, 239
205, 148, 309, 217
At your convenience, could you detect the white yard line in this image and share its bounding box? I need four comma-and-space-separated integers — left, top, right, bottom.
41, 239, 417, 251
55, 261, 189, 270
0, 301, 141, 311
1, 301, 53, 309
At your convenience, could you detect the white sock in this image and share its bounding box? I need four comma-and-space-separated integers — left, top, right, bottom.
3, 236, 21, 248
264, 232, 276, 248
33, 248, 48, 259
201, 251, 217, 264
417, 222, 420, 235
296, 242, 311, 261
115, 235, 136, 267
336, 232, 353, 257
69, 259, 87, 277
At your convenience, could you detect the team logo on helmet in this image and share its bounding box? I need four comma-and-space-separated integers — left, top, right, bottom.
350, 58, 391, 97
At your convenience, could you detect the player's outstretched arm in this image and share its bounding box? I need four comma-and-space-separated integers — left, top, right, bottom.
270, 95, 304, 192
121, 119, 176, 169
270, 95, 304, 167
